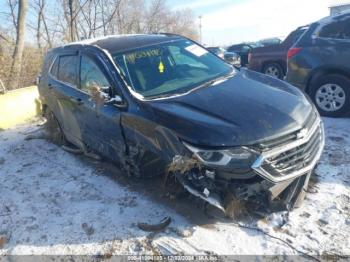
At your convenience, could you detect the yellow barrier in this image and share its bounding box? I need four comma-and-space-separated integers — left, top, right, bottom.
0, 86, 41, 130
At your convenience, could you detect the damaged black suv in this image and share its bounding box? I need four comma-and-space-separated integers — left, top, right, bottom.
38, 34, 325, 215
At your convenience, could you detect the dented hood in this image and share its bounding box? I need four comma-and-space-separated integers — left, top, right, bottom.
148, 69, 313, 147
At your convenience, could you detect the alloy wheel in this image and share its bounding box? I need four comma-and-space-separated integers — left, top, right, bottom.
315, 83, 346, 112
264, 66, 280, 78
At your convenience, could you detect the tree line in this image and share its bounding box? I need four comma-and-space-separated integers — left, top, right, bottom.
0, 0, 198, 90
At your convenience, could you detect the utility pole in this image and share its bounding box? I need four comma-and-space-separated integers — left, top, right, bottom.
198, 15, 202, 44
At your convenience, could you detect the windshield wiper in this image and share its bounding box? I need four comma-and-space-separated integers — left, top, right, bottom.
199, 71, 235, 89
145, 70, 236, 100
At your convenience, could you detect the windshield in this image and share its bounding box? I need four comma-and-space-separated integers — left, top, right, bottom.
113, 39, 233, 99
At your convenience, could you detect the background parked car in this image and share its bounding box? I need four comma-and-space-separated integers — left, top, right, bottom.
286, 11, 350, 117
248, 26, 309, 79
226, 43, 257, 66
256, 37, 282, 47
207, 46, 226, 58
207, 46, 241, 67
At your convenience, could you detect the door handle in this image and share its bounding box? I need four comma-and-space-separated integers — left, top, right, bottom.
75, 98, 84, 105
70, 97, 84, 105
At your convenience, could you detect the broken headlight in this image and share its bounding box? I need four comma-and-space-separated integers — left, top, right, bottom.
183, 142, 258, 170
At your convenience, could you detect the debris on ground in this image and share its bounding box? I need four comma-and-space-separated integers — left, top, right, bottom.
81, 223, 95, 237
138, 217, 172, 232
0, 235, 7, 249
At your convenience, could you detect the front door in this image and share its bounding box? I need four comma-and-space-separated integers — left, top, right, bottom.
76, 52, 126, 162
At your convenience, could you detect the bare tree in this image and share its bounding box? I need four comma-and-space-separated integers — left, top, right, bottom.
7, 0, 18, 31
145, 0, 168, 33
61, 0, 79, 41
165, 8, 198, 40
0, 0, 199, 90
29, 0, 52, 49
77, 0, 120, 39
8, 0, 28, 90
32, 0, 43, 49
68, 0, 76, 41
41, 3, 53, 48
0, 33, 11, 43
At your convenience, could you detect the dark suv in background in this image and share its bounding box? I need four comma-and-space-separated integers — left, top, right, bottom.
286, 11, 350, 117
248, 26, 308, 79
206, 46, 241, 66
226, 43, 258, 66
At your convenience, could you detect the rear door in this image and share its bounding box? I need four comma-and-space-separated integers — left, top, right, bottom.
77, 51, 126, 162
47, 52, 85, 147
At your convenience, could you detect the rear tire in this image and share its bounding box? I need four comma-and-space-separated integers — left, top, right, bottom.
310, 74, 350, 117
263, 63, 284, 79
44, 107, 66, 145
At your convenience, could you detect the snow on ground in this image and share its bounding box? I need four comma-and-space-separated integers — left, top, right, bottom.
0, 117, 349, 256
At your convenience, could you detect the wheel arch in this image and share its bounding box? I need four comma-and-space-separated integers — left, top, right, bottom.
306, 66, 350, 94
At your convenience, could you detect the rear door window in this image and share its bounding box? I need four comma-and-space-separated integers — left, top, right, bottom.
319, 16, 350, 40
57, 55, 78, 87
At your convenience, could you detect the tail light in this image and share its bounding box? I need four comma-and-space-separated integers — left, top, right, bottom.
287, 47, 302, 59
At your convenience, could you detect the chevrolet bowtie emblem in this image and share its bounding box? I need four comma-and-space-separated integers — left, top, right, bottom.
297, 128, 308, 139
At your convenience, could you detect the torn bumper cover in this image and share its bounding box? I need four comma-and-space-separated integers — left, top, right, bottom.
171, 115, 325, 214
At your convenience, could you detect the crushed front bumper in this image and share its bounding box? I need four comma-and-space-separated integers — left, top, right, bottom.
171, 115, 325, 214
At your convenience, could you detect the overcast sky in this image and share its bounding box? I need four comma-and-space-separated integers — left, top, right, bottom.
172, 0, 333, 46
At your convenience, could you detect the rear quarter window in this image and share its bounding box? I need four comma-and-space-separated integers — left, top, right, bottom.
319, 16, 350, 40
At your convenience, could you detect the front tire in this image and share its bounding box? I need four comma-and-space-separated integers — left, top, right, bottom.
310, 74, 350, 117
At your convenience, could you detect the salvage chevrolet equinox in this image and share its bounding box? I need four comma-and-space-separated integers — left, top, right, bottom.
38, 34, 325, 216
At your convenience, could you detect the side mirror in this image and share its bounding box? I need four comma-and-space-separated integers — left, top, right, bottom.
105, 95, 127, 108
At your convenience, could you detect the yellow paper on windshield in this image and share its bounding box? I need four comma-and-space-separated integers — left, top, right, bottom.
158, 61, 164, 73
185, 44, 208, 57
126, 49, 161, 63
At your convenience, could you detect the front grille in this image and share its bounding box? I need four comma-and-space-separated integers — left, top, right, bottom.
257, 112, 317, 151
252, 112, 324, 182
264, 124, 322, 176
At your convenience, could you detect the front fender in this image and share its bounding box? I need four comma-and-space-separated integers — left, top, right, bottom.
121, 113, 187, 177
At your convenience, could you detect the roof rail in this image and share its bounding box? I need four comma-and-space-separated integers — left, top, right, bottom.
152, 32, 184, 37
